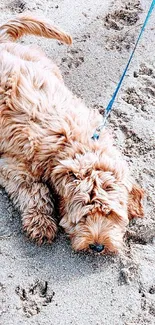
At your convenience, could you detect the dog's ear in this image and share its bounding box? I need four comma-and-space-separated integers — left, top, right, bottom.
128, 184, 144, 220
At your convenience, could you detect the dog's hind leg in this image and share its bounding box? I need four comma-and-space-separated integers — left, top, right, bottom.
0, 156, 57, 244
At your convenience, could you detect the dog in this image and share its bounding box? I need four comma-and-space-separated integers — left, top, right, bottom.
0, 15, 144, 254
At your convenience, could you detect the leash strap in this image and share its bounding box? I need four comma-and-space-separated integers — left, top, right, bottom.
92, 0, 155, 140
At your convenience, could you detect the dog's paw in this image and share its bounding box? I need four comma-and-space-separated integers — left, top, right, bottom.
22, 212, 57, 245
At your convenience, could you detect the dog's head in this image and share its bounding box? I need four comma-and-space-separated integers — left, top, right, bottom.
53, 151, 144, 254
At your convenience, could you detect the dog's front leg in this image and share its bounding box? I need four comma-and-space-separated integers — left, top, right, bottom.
0, 156, 57, 244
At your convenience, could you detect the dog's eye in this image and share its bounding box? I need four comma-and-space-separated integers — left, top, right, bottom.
68, 172, 77, 179
68, 172, 80, 183
105, 186, 113, 192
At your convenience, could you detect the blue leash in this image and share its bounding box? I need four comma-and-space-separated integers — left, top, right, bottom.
92, 0, 155, 140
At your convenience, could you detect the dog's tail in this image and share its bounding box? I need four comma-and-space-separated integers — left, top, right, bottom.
0, 14, 72, 45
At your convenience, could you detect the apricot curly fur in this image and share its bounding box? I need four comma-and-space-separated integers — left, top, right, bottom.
0, 15, 144, 252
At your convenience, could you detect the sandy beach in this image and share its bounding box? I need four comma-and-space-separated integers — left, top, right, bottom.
0, 0, 155, 324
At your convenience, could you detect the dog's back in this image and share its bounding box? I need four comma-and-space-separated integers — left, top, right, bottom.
0, 15, 73, 157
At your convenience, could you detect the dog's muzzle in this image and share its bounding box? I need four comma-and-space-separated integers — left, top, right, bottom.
89, 244, 104, 253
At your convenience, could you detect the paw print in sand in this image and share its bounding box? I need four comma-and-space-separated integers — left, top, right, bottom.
61, 48, 84, 70
104, 0, 143, 30
15, 280, 55, 317
123, 63, 155, 111
8, 0, 27, 13
104, 0, 143, 52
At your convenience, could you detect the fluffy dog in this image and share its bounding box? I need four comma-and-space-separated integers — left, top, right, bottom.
0, 15, 144, 254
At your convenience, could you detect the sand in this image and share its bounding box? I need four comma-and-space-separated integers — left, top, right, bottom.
0, 0, 155, 324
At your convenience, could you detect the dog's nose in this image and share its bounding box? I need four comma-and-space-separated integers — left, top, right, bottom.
89, 244, 105, 252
